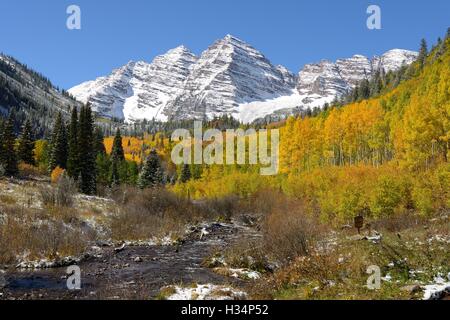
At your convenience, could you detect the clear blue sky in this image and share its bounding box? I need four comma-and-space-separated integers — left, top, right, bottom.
0, 0, 448, 89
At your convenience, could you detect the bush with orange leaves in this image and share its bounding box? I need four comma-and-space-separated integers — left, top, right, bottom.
51, 166, 65, 184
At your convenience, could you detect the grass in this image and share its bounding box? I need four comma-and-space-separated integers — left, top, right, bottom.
109, 186, 244, 241
249, 214, 449, 300
155, 286, 177, 300
0, 194, 16, 205
0, 204, 92, 264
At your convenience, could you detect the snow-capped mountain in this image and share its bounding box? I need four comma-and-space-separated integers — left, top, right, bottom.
69, 46, 197, 122
164, 35, 297, 121
371, 49, 419, 73
289, 49, 418, 116
69, 36, 417, 124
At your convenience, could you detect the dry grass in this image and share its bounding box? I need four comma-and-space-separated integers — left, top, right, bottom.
262, 200, 325, 263
0, 204, 92, 265
0, 194, 16, 205
249, 213, 449, 300
110, 186, 246, 241
39, 175, 76, 208
209, 190, 328, 278
18, 162, 44, 179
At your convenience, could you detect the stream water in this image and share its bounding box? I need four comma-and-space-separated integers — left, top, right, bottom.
1, 221, 262, 300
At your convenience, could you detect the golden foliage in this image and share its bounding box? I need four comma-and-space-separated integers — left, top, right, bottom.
51, 166, 65, 184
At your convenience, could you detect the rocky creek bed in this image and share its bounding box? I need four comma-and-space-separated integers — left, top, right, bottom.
0, 221, 262, 300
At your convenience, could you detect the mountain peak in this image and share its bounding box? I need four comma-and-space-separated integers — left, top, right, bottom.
69, 36, 418, 124
223, 34, 241, 41
166, 45, 193, 55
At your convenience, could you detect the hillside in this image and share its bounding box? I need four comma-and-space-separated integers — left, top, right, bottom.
0, 54, 82, 136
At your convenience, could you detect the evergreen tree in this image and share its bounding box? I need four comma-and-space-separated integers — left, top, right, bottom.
180, 163, 191, 183
110, 159, 120, 187
78, 105, 97, 195
67, 107, 80, 179
352, 86, 360, 102
17, 119, 35, 165
418, 38, 428, 69
138, 149, 163, 189
370, 71, 383, 96
358, 79, 370, 100
94, 127, 106, 155
95, 152, 111, 186
111, 128, 125, 162
49, 112, 68, 171
127, 161, 139, 185
0, 113, 18, 176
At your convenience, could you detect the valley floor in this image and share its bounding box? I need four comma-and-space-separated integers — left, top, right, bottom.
0, 178, 449, 300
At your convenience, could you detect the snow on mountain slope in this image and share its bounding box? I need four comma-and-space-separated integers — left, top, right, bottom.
297, 60, 349, 103
69, 46, 197, 121
237, 90, 332, 124
163, 35, 297, 121
69, 35, 417, 124
372, 49, 418, 73
336, 55, 372, 87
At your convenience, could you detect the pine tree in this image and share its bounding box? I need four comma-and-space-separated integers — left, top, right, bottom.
138, 149, 163, 189
17, 120, 35, 165
95, 152, 111, 185
358, 79, 370, 100
0, 113, 18, 176
78, 105, 97, 195
49, 112, 68, 171
110, 159, 120, 186
67, 107, 79, 179
418, 38, 428, 69
94, 127, 106, 155
180, 163, 191, 183
111, 128, 125, 162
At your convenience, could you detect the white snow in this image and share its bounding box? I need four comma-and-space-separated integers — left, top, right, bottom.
69, 35, 417, 124
423, 275, 450, 300
228, 268, 261, 280
235, 90, 332, 123
166, 284, 247, 300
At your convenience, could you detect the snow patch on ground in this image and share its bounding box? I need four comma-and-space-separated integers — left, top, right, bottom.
166, 284, 247, 300
16, 256, 82, 269
423, 274, 450, 300
118, 234, 177, 248
227, 268, 261, 280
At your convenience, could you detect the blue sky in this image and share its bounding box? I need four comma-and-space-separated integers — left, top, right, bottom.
0, 0, 448, 89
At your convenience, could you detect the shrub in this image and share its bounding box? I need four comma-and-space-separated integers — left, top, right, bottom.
18, 162, 42, 178
40, 174, 76, 207
0, 205, 89, 264
110, 186, 199, 240
51, 166, 65, 184
199, 195, 241, 221
370, 176, 406, 218
262, 198, 325, 264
